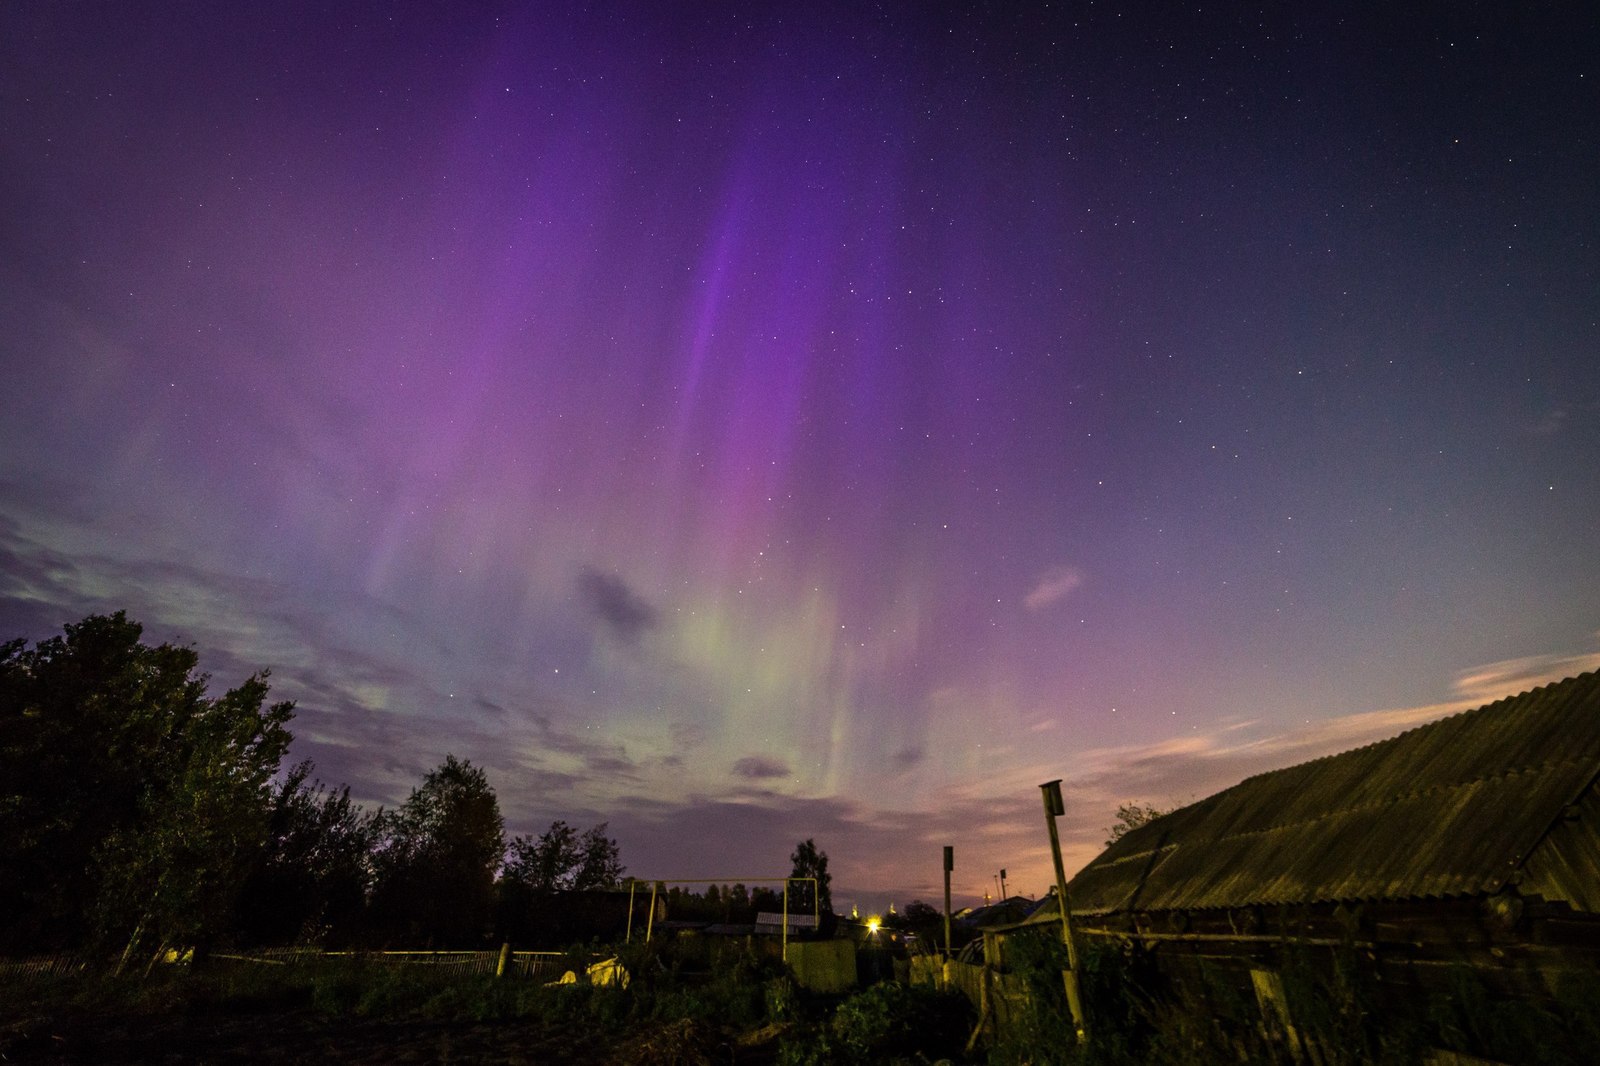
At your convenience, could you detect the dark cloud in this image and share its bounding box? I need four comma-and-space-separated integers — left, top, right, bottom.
889, 745, 925, 771
732, 755, 791, 779
585, 753, 641, 777
577, 567, 658, 644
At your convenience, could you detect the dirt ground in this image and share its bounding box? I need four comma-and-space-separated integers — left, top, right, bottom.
0, 1008, 782, 1064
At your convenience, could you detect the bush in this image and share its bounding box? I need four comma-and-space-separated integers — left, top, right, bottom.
778, 982, 971, 1065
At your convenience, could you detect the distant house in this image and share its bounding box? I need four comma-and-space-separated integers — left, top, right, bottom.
953, 896, 1048, 933
1019, 671, 1600, 1055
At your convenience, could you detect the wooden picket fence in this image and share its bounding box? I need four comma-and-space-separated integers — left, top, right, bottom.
3, 948, 584, 982
0, 955, 90, 977
211, 947, 581, 980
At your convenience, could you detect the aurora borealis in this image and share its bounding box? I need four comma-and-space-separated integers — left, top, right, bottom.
2, 2, 1597, 909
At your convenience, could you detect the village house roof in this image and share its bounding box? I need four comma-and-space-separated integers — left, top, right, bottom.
1068, 671, 1600, 917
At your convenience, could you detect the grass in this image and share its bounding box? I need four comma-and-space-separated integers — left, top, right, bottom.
14, 935, 1600, 1065
0, 942, 980, 1064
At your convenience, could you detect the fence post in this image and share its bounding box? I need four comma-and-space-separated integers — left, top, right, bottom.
1040, 779, 1088, 1042
496, 942, 511, 978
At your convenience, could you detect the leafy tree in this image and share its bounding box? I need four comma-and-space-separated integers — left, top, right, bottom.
95, 672, 295, 957
370, 754, 503, 946
728, 882, 751, 921
0, 612, 293, 955
502, 820, 624, 892
573, 822, 624, 889
789, 837, 833, 917
900, 900, 942, 928
1103, 801, 1173, 847
750, 886, 782, 919
235, 760, 379, 946
504, 820, 580, 892
497, 818, 626, 940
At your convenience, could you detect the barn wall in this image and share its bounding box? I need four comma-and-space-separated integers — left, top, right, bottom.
1521, 780, 1600, 913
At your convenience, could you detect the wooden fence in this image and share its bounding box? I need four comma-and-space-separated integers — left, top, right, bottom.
3, 949, 587, 982
214, 948, 583, 980
0, 956, 91, 977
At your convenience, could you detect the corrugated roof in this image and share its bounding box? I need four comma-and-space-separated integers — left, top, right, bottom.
1068, 671, 1600, 915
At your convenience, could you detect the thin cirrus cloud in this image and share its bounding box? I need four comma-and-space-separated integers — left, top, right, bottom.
1450, 642, 1600, 703
1024, 566, 1083, 611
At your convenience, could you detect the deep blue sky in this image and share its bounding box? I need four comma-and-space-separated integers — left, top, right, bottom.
2, 1, 1597, 908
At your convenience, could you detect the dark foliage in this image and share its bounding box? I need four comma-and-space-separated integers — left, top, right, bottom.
502, 820, 624, 893
2, 612, 654, 956
235, 761, 380, 947
370, 754, 504, 947
0, 612, 293, 955
788, 838, 832, 923
777, 981, 973, 1065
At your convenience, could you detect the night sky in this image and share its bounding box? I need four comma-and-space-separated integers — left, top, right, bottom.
3, 2, 1597, 911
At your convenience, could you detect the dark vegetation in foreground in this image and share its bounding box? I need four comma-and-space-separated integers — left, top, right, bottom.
11, 931, 1600, 1065
0, 941, 974, 1065
985, 929, 1600, 1066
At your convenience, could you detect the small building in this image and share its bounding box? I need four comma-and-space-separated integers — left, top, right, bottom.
953, 895, 1045, 932
1057, 670, 1600, 1057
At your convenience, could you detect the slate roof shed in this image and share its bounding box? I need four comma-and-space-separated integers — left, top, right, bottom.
1068, 671, 1600, 919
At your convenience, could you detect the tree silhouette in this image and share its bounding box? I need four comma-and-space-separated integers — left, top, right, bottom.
0, 612, 293, 956
788, 837, 833, 918
236, 761, 378, 946
371, 754, 503, 946
1103, 801, 1172, 847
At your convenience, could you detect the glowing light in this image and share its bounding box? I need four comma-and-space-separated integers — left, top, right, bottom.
866, 915, 882, 936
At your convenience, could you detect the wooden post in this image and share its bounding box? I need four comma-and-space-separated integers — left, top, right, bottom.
1041, 779, 1087, 1041
1251, 968, 1306, 1062
943, 846, 954, 961
495, 942, 511, 978
625, 881, 636, 943
646, 882, 658, 942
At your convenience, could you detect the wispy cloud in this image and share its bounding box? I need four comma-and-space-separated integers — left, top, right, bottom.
1528, 405, 1568, 437
1451, 644, 1600, 703
9, 467, 1599, 911
1023, 566, 1083, 610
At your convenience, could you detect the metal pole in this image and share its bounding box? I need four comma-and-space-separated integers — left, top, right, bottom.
943, 846, 954, 960
1000, 868, 1008, 901
782, 879, 789, 963
625, 881, 636, 944
1041, 779, 1087, 1041
646, 882, 658, 942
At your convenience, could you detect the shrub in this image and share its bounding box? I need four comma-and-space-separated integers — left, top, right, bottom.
778, 981, 971, 1065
